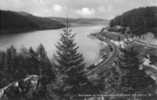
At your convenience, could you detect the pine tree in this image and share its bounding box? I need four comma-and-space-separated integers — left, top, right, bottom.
0, 51, 7, 88
119, 47, 155, 94
6, 46, 17, 79
0, 46, 22, 86
54, 22, 89, 99
33, 44, 55, 100
37, 44, 55, 83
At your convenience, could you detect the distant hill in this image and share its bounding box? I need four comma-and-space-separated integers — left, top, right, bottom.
109, 6, 157, 37
50, 17, 108, 27
0, 10, 65, 34
0, 10, 108, 34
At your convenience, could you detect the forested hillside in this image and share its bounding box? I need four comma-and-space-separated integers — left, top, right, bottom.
0, 10, 65, 34
110, 7, 157, 37
51, 17, 108, 26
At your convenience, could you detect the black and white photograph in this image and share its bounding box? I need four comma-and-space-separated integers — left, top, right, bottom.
0, 0, 157, 100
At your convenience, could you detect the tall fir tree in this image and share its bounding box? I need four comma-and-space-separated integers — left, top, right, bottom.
54, 21, 89, 99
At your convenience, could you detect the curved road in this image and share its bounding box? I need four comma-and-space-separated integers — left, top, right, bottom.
87, 35, 119, 75
88, 32, 157, 77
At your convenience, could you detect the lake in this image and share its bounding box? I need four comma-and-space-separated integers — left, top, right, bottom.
0, 25, 104, 65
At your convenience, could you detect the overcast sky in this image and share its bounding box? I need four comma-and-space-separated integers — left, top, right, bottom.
0, 0, 157, 19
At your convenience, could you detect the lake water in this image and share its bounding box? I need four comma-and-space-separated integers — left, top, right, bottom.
0, 25, 104, 65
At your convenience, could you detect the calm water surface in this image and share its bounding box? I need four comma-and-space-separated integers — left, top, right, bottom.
0, 25, 104, 64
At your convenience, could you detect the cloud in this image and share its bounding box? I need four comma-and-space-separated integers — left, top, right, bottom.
0, 0, 157, 18
53, 4, 63, 12
76, 8, 95, 17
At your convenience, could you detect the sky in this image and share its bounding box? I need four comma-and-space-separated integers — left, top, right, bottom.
0, 0, 157, 19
